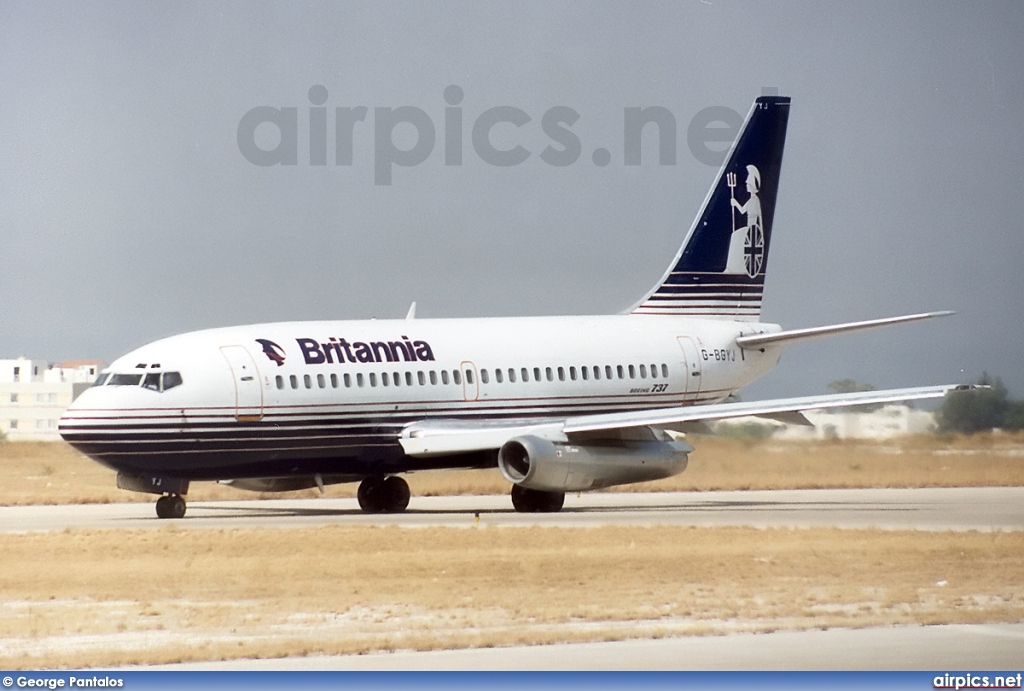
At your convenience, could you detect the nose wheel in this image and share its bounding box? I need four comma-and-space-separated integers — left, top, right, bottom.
155, 494, 186, 519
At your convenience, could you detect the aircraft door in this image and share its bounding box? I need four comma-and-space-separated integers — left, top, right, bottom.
675, 337, 703, 400
460, 361, 479, 401
219, 345, 264, 421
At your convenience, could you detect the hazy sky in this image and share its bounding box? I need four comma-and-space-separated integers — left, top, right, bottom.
2, 1, 1022, 400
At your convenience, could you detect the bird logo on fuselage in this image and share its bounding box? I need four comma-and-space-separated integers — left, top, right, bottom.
255, 339, 286, 367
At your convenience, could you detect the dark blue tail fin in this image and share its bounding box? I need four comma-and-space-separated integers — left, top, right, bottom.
630, 96, 790, 320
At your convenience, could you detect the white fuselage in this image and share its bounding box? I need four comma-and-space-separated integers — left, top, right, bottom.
59, 314, 781, 480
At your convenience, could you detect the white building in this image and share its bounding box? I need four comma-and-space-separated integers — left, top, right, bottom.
0, 358, 103, 441
716, 404, 937, 441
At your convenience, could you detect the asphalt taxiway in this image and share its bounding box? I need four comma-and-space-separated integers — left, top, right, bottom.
3, 486, 1022, 533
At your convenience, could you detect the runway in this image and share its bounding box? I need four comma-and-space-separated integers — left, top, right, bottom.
144, 623, 1024, 670
3, 486, 1022, 533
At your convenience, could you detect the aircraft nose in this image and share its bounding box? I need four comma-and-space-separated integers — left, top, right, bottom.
58, 398, 83, 444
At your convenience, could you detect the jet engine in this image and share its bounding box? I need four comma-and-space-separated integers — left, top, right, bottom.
497, 433, 691, 493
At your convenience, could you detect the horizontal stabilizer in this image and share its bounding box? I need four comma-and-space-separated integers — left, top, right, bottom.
735, 311, 954, 350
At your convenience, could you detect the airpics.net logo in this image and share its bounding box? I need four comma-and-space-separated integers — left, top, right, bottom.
237, 85, 780, 185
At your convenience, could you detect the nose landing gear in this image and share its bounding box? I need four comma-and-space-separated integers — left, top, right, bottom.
155, 494, 186, 519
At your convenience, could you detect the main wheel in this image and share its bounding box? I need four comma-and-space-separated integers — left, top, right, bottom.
510, 486, 565, 513
381, 476, 410, 513
357, 476, 386, 513
357, 476, 411, 513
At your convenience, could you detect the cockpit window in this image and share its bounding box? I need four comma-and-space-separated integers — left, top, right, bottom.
162, 371, 183, 391
100, 371, 183, 392
140, 371, 183, 392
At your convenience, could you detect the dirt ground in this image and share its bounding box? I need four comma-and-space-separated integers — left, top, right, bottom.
1, 435, 1021, 669
1, 526, 1022, 669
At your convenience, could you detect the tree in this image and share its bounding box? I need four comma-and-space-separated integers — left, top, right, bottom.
1002, 400, 1024, 432
935, 373, 1010, 435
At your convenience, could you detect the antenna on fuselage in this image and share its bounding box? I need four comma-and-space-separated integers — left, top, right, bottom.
406, 301, 417, 320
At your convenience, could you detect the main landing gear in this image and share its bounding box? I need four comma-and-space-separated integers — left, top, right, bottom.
357, 475, 411, 513
155, 494, 186, 519
510, 486, 565, 513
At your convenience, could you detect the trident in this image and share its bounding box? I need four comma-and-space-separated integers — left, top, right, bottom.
726, 170, 737, 232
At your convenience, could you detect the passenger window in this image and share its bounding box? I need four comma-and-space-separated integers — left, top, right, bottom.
556, 367, 564, 382
639, 365, 647, 379
521, 368, 528, 382
142, 373, 161, 391
569, 367, 577, 381
344, 373, 352, 388
381, 372, 390, 387
629, 365, 636, 379
331, 374, 338, 388
304, 375, 312, 388
453, 370, 462, 385
466, 369, 475, 385
276, 375, 284, 390
290, 375, 298, 389
369, 373, 377, 387
495, 369, 503, 383
163, 372, 183, 391
430, 371, 438, 385
594, 366, 601, 381
479, 369, 488, 384
650, 363, 658, 378
662, 364, 669, 378
405, 372, 413, 386
606, 366, 614, 379
418, 371, 426, 386
581, 367, 588, 381
393, 372, 400, 387
616, 366, 624, 379
509, 368, 517, 383
317, 374, 326, 388
357, 373, 365, 387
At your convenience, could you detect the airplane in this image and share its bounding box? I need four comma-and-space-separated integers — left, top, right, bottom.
59, 95, 961, 519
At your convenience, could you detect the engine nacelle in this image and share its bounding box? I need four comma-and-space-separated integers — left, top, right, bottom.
497, 435, 691, 493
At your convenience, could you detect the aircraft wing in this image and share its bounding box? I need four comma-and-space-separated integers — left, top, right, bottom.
399, 384, 966, 456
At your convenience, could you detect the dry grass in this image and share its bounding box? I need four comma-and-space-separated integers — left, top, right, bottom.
3, 434, 1023, 507
0, 525, 1021, 669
